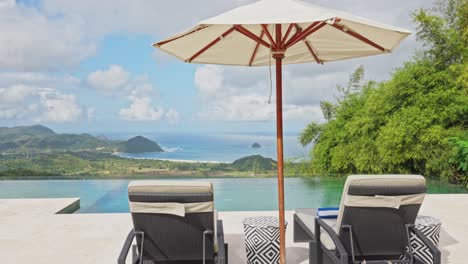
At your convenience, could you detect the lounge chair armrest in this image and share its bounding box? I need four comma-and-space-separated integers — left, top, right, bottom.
216, 220, 228, 264
118, 229, 136, 264
409, 226, 441, 264
293, 213, 315, 242
315, 218, 348, 263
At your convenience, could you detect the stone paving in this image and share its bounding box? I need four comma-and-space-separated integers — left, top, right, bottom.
0, 194, 466, 263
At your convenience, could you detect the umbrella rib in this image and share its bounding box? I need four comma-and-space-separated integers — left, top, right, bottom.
261, 24, 277, 48
286, 21, 327, 48
155, 25, 209, 47
281, 24, 295, 46
331, 23, 386, 52
285, 21, 320, 48
303, 41, 322, 64
294, 24, 321, 64
234, 25, 272, 48
248, 31, 265, 66
284, 24, 302, 47
187, 26, 236, 62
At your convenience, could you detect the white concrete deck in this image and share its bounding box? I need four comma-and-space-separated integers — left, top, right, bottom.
0, 194, 467, 264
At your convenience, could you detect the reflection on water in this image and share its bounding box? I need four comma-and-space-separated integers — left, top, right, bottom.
0, 177, 466, 213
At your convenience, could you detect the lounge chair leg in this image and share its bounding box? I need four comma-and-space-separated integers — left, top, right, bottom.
132, 245, 137, 262
405, 224, 415, 264
342, 225, 356, 262
134, 230, 145, 264
314, 218, 323, 264
203, 230, 214, 264
225, 243, 229, 264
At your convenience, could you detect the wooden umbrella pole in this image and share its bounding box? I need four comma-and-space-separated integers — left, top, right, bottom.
273, 23, 286, 264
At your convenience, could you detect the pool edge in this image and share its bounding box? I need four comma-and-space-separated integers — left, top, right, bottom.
56, 198, 80, 214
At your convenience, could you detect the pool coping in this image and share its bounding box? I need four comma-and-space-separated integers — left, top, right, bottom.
56, 198, 80, 214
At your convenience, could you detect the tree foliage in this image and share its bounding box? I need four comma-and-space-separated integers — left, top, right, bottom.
300, 0, 468, 185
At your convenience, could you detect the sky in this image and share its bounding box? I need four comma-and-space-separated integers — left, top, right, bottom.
0, 0, 434, 134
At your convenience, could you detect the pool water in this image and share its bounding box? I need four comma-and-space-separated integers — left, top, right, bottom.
0, 178, 466, 213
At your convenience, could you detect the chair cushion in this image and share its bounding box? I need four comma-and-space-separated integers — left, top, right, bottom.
337, 175, 426, 227
128, 180, 213, 194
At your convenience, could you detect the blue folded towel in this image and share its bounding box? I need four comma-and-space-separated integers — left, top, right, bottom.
317, 207, 339, 219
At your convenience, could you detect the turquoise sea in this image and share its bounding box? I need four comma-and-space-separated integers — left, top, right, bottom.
111, 132, 309, 162
0, 178, 466, 213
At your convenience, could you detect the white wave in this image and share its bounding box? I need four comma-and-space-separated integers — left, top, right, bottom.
162, 146, 183, 152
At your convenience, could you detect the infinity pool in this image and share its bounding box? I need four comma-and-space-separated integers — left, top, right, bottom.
0, 178, 466, 213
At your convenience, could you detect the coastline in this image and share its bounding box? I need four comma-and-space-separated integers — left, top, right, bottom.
0, 151, 291, 179
113, 152, 224, 164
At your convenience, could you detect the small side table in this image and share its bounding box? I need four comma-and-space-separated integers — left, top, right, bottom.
243, 216, 287, 264
411, 215, 442, 264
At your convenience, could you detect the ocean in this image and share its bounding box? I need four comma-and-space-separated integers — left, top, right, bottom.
108, 132, 310, 163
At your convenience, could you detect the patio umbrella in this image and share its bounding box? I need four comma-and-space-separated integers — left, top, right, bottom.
153, 0, 410, 262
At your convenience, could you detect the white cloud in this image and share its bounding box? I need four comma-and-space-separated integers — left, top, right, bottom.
0, 84, 84, 123
114, 73, 165, 121
86, 65, 130, 91
41, 0, 252, 36
0, 0, 434, 129
165, 109, 181, 124
0, 84, 38, 104
0, 2, 96, 71
39, 92, 83, 122
194, 64, 327, 122
87, 65, 175, 122
195, 65, 224, 96
0, 72, 80, 89
119, 97, 164, 121
198, 93, 323, 122
198, 94, 274, 121
283, 105, 322, 121
86, 107, 96, 121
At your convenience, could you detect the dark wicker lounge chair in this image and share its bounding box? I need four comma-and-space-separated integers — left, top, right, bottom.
118, 181, 228, 264
293, 175, 441, 264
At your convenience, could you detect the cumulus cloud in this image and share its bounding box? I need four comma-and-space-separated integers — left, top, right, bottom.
0, 0, 434, 128
0, 84, 84, 123
165, 109, 181, 124
86, 107, 96, 121
194, 64, 326, 122
0, 72, 80, 89
119, 97, 164, 121
41, 0, 252, 36
87, 66, 164, 121
195, 66, 224, 96
119, 83, 164, 121
86, 65, 130, 91
39, 91, 83, 122
0, 1, 96, 71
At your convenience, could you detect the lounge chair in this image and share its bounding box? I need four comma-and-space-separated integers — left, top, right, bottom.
293, 175, 441, 264
118, 181, 228, 264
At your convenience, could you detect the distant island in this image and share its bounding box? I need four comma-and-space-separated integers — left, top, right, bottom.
0, 125, 298, 178
251, 142, 262, 149
118, 136, 163, 153
0, 125, 163, 154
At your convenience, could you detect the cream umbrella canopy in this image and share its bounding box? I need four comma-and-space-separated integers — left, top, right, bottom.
154, 0, 410, 262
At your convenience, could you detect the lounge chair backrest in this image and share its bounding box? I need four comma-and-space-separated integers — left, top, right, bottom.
128, 180, 216, 263
337, 175, 426, 260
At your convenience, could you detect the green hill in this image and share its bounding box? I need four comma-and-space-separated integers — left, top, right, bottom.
0, 124, 55, 142
22, 133, 113, 151
0, 125, 164, 154
232, 155, 276, 171
117, 136, 164, 153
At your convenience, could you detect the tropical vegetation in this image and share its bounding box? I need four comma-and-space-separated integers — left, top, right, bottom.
0, 151, 282, 178
299, 0, 467, 186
